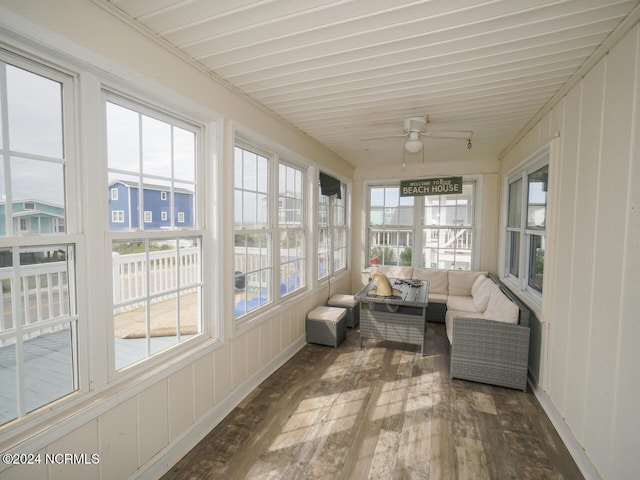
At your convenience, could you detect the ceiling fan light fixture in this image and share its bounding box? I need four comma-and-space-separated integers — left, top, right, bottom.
404, 138, 423, 153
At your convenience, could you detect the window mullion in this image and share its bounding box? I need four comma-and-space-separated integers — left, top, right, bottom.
415, 197, 423, 268
272, 154, 279, 301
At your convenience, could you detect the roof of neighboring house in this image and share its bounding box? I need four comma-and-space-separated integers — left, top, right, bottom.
110, 179, 194, 195
12, 209, 64, 219
0, 199, 64, 213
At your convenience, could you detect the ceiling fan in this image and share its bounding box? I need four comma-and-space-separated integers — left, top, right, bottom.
362, 116, 473, 153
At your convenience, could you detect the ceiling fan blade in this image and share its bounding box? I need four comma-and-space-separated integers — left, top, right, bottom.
422, 130, 473, 139
360, 133, 408, 141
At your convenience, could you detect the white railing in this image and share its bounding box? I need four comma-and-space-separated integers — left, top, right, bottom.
112, 247, 200, 312
1, 248, 201, 344
0, 261, 71, 344
233, 247, 303, 292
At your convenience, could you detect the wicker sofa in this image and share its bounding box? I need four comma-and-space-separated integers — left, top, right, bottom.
375, 266, 531, 391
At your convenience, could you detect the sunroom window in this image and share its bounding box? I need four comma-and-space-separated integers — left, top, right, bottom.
105, 95, 202, 370
367, 181, 476, 270
505, 149, 549, 301
0, 58, 77, 426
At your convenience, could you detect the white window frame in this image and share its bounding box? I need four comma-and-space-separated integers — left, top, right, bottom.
318, 182, 349, 280
143, 210, 152, 223
365, 179, 478, 270
0, 52, 80, 428
0, 29, 221, 443
278, 161, 306, 297
233, 138, 312, 329
111, 188, 118, 200
503, 145, 550, 306
112, 210, 125, 223
104, 91, 205, 374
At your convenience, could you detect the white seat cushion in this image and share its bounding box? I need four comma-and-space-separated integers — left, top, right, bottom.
447, 295, 479, 313
328, 294, 358, 308
307, 306, 347, 322
428, 292, 448, 304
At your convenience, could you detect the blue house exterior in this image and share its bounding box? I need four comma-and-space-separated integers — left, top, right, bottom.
108, 180, 194, 231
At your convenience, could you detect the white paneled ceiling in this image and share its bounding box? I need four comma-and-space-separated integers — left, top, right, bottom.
100, 0, 640, 167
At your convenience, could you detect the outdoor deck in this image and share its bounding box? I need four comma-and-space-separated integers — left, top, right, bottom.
0, 323, 195, 426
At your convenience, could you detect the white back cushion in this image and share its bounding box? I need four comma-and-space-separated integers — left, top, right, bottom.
412, 268, 449, 294
448, 270, 486, 296
377, 265, 414, 279
483, 287, 519, 324
472, 279, 496, 312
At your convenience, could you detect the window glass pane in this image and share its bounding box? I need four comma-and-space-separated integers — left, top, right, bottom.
233, 233, 272, 317
527, 166, 548, 229
243, 191, 257, 226
369, 208, 384, 226
278, 164, 305, 293
0, 58, 75, 425
1, 64, 66, 238
113, 238, 201, 370
0, 245, 77, 425
6, 65, 63, 158
439, 202, 457, 226
420, 183, 474, 269
457, 185, 474, 226
318, 227, 329, 279
368, 185, 418, 266
397, 206, 414, 226
234, 147, 243, 189
279, 164, 303, 227
528, 235, 544, 293
333, 227, 347, 271
174, 182, 194, 228
257, 155, 269, 194
370, 188, 385, 206
10, 157, 65, 235
142, 115, 171, 176
243, 150, 257, 191
318, 194, 328, 227
173, 127, 195, 182
107, 100, 197, 232
384, 187, 399, 207
509, 231, 520, 277
235, 146, 269, 230
333, 196, 345, 226
280, 230, 304, 295
424, 197, 440, 225
106, 102, 140, 172
508, 178, 522, 228
23, 325, 74, 414
422, 227, 471, 270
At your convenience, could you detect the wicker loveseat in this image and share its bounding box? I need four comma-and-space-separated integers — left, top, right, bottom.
374, 266, 531, 391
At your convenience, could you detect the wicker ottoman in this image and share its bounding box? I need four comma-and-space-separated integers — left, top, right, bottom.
328, 294, 360, 328
306, 306, 347, 347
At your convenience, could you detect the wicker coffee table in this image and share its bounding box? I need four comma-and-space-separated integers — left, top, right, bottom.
355, 278, 429, 355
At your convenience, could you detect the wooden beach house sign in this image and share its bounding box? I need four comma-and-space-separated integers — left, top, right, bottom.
400, 176, 463, 196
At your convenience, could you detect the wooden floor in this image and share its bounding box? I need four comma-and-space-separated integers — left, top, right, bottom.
162, 324, 583, 480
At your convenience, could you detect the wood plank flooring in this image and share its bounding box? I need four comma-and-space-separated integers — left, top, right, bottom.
162, 324, 583, 480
